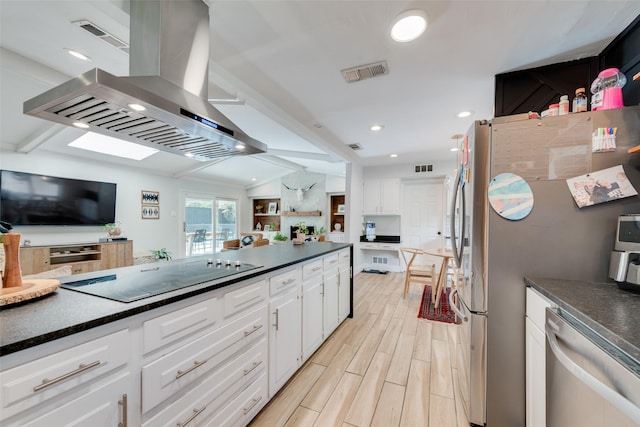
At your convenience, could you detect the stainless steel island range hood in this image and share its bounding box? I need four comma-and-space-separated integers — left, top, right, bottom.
23, 0, 266, 161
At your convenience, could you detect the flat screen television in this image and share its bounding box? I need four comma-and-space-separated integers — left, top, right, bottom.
0, 170, 117, 226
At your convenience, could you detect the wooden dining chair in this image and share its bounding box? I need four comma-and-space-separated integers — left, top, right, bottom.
400, 247, 436, 299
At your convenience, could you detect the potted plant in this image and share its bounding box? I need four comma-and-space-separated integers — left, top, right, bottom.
273, 233, 288, 243
312, 226, 326, 241
151, 248, 172, 261
104, 222, 122, 237
293, 221, 309, 241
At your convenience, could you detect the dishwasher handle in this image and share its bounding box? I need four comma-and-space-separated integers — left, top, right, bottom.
545, 315, 640, 422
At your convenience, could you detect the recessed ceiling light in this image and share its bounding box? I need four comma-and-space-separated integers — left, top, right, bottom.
65, 48, 91, 61
128, 103, 146, 112
69, 132, 158, 160
457, 111, 473, 118
235, 143, 245, 150
390, 154, 398, 158
390, 10, 428, 42
370, 124, 384, 131
251, 178, 257, 181
450, 147, 459, 152
73, 122, 90, 129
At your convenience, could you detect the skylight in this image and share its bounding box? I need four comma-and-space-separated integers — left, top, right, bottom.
69, 132, 158, 160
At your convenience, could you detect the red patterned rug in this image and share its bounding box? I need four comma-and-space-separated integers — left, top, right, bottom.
418, 286, 460, 324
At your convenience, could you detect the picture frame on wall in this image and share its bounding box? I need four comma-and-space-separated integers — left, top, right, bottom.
337, 204, 346, 213
141, 190, 159, 205
142, 205, 160, 219
268, 202, 278, 214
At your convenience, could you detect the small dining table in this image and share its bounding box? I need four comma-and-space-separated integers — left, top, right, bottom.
423, 247, 455, 308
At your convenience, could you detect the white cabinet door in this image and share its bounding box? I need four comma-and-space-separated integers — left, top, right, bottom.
338, 263, 351, 322
525, 287, 552, 427
269, 286, 301, 395
302, 276, 324, 360
323, 268, 340, 337
379, 178, 400, 213
363, 180, 381, 214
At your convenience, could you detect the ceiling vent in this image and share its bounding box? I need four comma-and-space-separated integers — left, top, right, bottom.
348, 143, 363, 150
341, 61, 388, 83
73, 20, 130, 54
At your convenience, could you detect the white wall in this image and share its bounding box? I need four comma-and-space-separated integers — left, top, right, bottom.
346, 162, 363, 271
2, 151, 248, 258
363, 159, 457, 180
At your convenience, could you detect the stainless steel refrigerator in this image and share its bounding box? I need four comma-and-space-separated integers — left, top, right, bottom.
448, 106, 640, 426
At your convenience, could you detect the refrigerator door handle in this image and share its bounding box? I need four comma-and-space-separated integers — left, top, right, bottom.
449, 288, 468, 322
545, 315, 640, 422
450, 166, 466, 268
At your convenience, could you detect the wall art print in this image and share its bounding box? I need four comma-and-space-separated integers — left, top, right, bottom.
142, 205, 160, 219
141, 190, 159, 205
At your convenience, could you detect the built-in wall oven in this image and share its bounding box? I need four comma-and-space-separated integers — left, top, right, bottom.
545, 308, 640, 426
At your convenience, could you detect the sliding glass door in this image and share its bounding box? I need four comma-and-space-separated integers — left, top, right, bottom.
182, 194, 238, 257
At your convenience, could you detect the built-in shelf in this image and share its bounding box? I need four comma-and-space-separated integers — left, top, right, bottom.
330, 194, 345, 232
253, 198, 281, 231
281, 210, 322, 217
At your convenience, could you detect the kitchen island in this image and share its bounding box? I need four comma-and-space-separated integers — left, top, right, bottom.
0, 242, 352, 427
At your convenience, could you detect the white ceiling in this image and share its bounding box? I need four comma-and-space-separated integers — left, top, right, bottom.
1, 0, 639, 188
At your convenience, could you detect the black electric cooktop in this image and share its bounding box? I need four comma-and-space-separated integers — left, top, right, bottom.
60, 259, 263, 303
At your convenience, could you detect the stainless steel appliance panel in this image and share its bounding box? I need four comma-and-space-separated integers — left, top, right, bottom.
451, 106, 640, 427
545, 308, 640, 427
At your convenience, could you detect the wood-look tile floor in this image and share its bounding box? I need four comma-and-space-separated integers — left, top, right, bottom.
249, 272, 469, 427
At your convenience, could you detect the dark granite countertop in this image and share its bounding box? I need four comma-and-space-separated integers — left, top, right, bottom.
524, 277, 640, 365
0, 242, 351, 356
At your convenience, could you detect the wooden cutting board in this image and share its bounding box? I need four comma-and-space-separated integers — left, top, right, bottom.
0, 279, 60, 306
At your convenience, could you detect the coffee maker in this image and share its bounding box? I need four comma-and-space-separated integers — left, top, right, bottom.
609, 214, 640, 287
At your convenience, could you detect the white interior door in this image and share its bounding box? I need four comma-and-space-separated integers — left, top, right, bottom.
402, 181, 444, 249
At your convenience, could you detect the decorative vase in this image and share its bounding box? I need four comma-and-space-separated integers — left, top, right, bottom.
2, 233, 23, 288
334, 223, 342, 232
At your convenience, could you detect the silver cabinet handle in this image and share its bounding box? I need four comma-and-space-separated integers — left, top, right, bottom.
243, 360, 263, 376
546, 321, 640, 422
312, 266, 322, 271
33, 360, 101, 392
243, 396, 263, 415
329, 259, 337, 264
176, 406, 206, 427
118, 394, 128, 427
448, 288, 468, 322
244, 324, 263, 337
176, 360, 207, 379
281, 278, 295, 285
273, 309, 279, 331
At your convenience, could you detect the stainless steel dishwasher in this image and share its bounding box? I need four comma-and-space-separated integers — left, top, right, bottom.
545, 307, 640, 427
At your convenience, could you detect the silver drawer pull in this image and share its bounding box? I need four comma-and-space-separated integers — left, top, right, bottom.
176, 360, 207, 379
274, 309, 279, 331
118, 394, 128, 427
312, 266, 322, 271
244, 324, 263, 337
176, 406, 206, 427
281, 278, 295, 285
33, 360, 101, 392
329, 259, 337, 263
243, 396, 263, 415
243, 360, 263, 376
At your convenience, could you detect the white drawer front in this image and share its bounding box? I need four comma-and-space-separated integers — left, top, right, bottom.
223, 280, 267, 318
142, 304, 267, 413
142, 338, 268, 427
0, 329, 129, 419
338, 248, 351, 265
302, 259, 323, 279
204, 372, 268, 427
143, 297, 219, 354
269, 268, 301, 296
4, 373, 130, 427
323, 254, 339, 270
